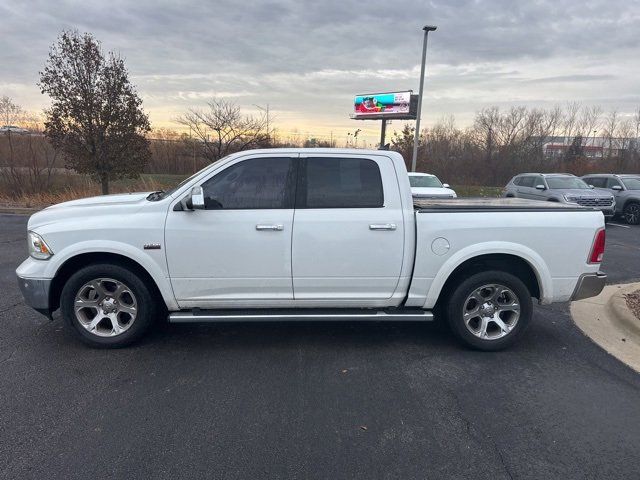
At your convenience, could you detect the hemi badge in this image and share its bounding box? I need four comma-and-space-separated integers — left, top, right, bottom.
143, 243, 161, 250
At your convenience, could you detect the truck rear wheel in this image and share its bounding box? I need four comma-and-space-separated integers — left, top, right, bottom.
60, 263, 157, 348
445, 270, 532, 351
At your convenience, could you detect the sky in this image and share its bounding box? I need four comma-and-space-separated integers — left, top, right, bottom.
1, 0, 639, 146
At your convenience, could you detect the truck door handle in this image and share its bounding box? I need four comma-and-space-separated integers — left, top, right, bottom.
256, 224, 284, 231
369, 223, 397, 231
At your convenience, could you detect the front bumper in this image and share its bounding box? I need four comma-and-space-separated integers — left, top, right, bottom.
571, 272, 607, 301
17, 275, 53, 318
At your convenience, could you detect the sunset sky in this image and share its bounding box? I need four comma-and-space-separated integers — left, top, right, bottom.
2, 0, 639, 146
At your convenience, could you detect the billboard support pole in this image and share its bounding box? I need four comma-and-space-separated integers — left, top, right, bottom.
379, 119, 387, 148
411, 25, 437, 172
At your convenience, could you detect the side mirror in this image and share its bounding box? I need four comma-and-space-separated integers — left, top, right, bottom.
442, 183, 450, 189
589, 185, 595, 189
612, 185, 623, 191
190, 186, 205, 209
535, 184, 546, 190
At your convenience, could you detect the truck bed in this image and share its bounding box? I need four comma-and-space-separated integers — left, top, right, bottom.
413, 197, 592, 212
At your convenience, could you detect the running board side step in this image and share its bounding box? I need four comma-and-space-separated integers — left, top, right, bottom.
168, 308, 434, 323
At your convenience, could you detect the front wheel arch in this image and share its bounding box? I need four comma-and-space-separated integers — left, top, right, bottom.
50, 252, 166, 314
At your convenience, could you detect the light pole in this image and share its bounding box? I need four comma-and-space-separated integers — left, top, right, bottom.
411, 25, 437, 172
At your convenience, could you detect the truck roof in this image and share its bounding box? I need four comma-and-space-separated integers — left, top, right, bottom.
228, 147, 403, 157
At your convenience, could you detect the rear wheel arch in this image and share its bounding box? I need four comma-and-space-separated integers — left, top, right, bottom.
435, 253, 541, 309
49, 252, 166, 313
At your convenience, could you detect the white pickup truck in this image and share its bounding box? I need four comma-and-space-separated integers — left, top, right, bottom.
17, 148, 607, 350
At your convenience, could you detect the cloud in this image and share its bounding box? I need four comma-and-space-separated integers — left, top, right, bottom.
1, 0, 639, 140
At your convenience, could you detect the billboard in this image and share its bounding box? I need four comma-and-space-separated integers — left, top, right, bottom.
352, 91, 417, 120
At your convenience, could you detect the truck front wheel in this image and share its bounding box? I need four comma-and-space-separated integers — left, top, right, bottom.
60, 263, 158, 348
445, 270, 533, 351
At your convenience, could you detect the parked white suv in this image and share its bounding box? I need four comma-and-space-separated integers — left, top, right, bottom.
17, 149, 606, 350
408, 172, 457, 198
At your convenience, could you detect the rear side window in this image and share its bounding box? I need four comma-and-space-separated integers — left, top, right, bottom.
299, 157, 384, 208
201, 157, 295, 209
512, 177, 522, 186
518, 176, 535, 187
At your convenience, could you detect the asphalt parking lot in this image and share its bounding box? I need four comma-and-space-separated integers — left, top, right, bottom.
1, 214, 639, 480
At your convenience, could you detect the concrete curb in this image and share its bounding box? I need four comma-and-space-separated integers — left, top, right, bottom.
571, 282, 640, 373
608, 284, 640, 337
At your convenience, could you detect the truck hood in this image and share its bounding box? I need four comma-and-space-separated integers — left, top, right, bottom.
411, 187, 457, 198
28, 192, 152, 230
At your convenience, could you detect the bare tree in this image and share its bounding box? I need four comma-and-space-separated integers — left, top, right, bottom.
0, 96, 26, 193
177, 99, 268, 163
0, 96, 25, 127
39, 30, 151, 194
578, 105, 602, 144
602, 110, 619, 159
616, 118, 635, 171
563, 101, 582, 142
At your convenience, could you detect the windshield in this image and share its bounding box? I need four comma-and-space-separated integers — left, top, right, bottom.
621, 177, 640, 190
545, 176, 589, 190
409, 175, 443, 188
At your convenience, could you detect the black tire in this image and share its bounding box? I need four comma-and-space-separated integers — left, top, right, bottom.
623, 202, 640, 225
445, 270, 533, 351
60, 263, 158, 348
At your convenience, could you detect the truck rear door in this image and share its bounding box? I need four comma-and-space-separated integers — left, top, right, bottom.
291, 153, 405, 302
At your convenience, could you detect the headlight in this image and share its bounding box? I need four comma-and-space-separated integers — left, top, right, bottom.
28, 231, 53, 260
563, 194, 578, 204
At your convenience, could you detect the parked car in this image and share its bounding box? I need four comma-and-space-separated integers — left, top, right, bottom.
17, 149, 606, 351
0, 125, 29, 135
503, 173, 615, 217
408, 172, 457, 198
581, 174, 640, 225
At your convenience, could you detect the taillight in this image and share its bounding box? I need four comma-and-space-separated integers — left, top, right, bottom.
588, 228, 606, 264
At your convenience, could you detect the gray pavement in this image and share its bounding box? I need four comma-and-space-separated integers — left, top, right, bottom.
1, 214, 639, 480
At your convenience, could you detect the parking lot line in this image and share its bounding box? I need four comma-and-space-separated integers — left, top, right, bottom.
607, 223, 631, 228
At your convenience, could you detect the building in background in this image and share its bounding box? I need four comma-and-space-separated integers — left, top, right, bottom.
543, 136, 638, 160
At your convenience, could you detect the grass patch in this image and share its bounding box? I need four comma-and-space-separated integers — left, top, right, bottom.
452, 185, 503, 198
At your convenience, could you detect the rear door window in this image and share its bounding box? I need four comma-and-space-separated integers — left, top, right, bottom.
298, 157, 384, 208
518, 176, 535, 188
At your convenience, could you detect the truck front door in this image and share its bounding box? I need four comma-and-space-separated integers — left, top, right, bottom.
165, 154, 297, 307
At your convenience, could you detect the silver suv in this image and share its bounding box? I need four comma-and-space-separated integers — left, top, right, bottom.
504, 173, 615, 217
582, 174, 640, 225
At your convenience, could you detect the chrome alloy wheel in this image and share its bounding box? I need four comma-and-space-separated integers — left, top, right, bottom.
624, 203, 640, 224
462, 284, 520, 340
74, 278, 138, 337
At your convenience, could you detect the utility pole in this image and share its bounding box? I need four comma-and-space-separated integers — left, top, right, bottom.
411, 25, 437, 172
380, 119, 387, 148
190, 126, 196, 172
254, 104, 270, 145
